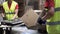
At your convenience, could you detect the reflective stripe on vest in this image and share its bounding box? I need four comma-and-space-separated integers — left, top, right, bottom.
55, 7, 60, 11
47, 21, 60, 25
3, 1, 18, 20
5, 12, 15, 14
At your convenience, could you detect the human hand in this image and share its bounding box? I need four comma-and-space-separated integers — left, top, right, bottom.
37, 17, 46, 24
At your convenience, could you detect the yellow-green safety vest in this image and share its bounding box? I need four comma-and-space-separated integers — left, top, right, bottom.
3, 1, 18, 20
46, 0, 60, 34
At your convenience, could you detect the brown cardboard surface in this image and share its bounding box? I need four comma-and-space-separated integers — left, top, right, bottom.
21, 8, 39, 27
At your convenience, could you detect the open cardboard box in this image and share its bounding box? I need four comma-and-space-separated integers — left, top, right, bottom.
21, 7, 39, 28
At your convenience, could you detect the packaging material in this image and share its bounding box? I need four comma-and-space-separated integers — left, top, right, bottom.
21, 6, 39, 27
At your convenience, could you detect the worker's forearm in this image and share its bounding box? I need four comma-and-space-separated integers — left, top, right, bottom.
13, 14, 17, 19
1, 13, 5, 17
42, 7, 54, 20
42, 12, 52, 20
12, 9, 18, 19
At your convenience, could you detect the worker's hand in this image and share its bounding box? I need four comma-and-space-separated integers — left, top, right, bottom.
37, 17, 46, 24
3, 17, 7, 20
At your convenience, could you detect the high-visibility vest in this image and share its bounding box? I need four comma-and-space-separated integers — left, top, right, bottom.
46, 0, 60, 34
3, 1, 18, 20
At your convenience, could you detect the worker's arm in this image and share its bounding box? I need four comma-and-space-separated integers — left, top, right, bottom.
1, 6, 6, 20
12, 4, 19, 19
37, 0, 55, 24
42, 0, 55, 20
12, 9, 18, 19
37, 7, 54, 24
1, 13, 5, 17
42, 7, 54, 20
1, 6, 5, 17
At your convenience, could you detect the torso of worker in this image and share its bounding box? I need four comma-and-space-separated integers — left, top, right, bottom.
3, 1, 18, 20
46, 0, 60, 34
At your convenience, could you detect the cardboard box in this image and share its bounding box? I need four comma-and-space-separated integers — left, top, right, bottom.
21, 7, 39, 27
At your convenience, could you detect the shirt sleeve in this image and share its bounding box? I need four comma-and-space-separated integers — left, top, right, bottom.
45, 0, 55, 8
15, 4, 19, 10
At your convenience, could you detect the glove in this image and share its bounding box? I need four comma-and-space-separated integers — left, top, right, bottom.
3, 17, 7, 20
37, 17, 46, 24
